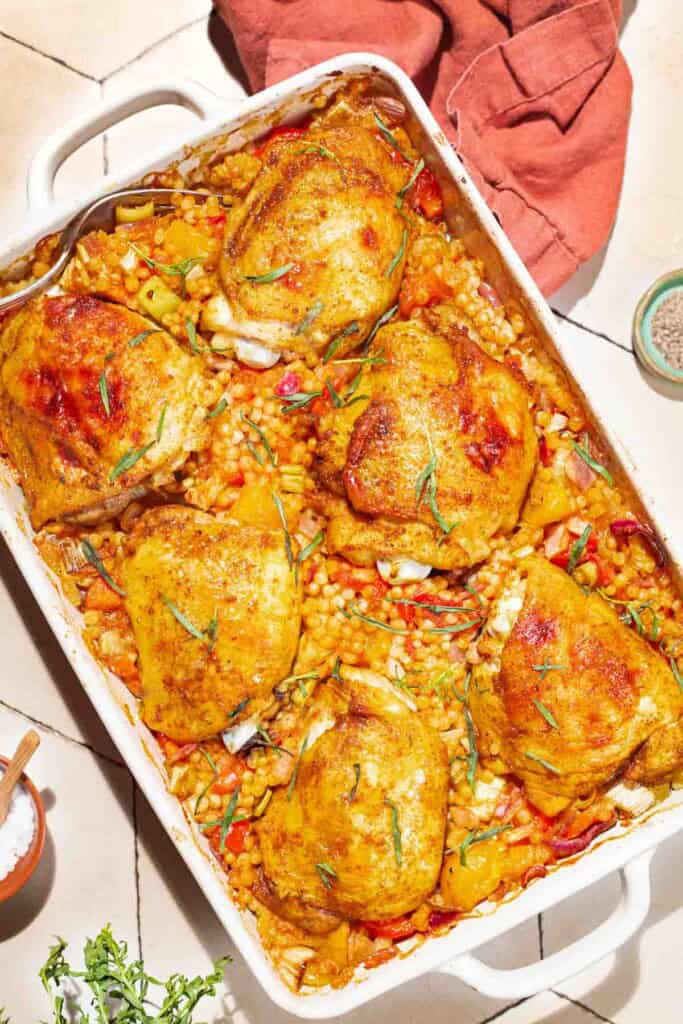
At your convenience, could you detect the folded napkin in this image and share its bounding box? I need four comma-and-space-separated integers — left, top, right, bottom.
215, 0, 632, 295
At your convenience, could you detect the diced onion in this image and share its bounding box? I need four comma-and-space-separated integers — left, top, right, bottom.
234, 338, 281, 369
376, 557, 432, 584
222, 719, 258, 754
120, 247, 137, 273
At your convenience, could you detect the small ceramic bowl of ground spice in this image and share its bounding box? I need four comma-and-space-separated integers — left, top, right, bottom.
633, 270, 683, 384
0, 739, 46, 901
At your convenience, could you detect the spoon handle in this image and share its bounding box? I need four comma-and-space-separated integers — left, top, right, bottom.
0, 730, 41, 826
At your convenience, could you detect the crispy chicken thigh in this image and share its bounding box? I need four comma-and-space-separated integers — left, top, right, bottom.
0, 295, 212, 528
214, 122, 408, 361
257, 668, 448, 931
470, 556, 683, 815
315, 318, 537, 571
121, 506, 302, 741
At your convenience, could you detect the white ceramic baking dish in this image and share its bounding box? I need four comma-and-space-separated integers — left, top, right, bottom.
3, 54, 683, 1019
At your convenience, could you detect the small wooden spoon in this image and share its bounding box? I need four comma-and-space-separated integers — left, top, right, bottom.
0, 730, 41, 827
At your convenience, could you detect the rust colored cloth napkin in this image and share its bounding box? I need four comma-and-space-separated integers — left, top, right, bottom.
215, 0, 632, 296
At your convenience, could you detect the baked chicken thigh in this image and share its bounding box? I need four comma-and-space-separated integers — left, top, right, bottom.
121, 506, 302, 741
0, 295, 212, 528
256, 667, 448, 931
316, 317, 537, 573
211, 120, 408, 364
470, 556, 683, 815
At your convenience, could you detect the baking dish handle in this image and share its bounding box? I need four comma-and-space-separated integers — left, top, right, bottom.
27, 79, 220, 212
437, 849, 653, 999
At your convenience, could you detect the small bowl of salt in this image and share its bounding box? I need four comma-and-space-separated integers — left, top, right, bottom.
633, 270, 683, 385
0, 731, 45, 902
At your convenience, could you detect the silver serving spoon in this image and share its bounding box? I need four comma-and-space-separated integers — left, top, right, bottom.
0, 188, 220, 315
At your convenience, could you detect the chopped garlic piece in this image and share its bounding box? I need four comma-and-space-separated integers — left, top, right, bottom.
222, 718, 258, 753
376, 557, 432, 584
234, 338, 281, 369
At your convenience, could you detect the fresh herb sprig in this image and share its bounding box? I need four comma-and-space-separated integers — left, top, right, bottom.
81, 539, 126, 597
385, 226, 408, 279
131, 243, 203, 279
323, 322, 360, 363
373, 111, 411, 161
343, 601, 409, 635
567, 524, 593, 573
295, 300, 324, 335
161, 594, 218, 649
315, 861, 337, 889
459, 825, 512, 867
199, 785, 247, 853
287, 734, 309, 800
348, 762, 361, 802
524, 751, 561, 775
244, 263, 294, 284
532, 661, 566, 681
240, 411, 277, 466
533, 699, 559, 730
271, 490, 294, 569
396, 158, 424, 209
571, 438, 613, 486
415, 431, 457, 541
385, 798, 403, 866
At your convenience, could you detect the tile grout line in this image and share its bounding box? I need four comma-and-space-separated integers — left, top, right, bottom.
552, 307, 632, 355
101, 11, 212, 83
479, 998, 530, 1023
0, 695, 124, 767
554, 991, 617, 1023
537, 913, 545, 959
0, 28, 98, 82
131, 774, 144, 961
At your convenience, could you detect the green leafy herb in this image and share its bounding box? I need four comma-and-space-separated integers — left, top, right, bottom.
156, 402, 168, 443
205, 612, 219, 652
331, 656, 342, 681
104, 350, 115, 362
185, 316, 201, 353
396, 157, 425, 209
533, 699, 559, 730
385, 226, 408, 279
297, 530, 324, 565
131, 243, 203, 279
384, 798, 403, 866
298, 144, 340, 162
571, 440, 613, 486
415, 431, 457, 540
295, 299, 324, 335
344, 601, 409, 635
532, 661, 566, 681
241, 411, 277, 466
348, 762, 361, 802
388, 597, 474, 615
39, 924, 227, 1024
331, 352, 387, 367
463, 581, 484, 607
207, 397, 228, 419
323, 321, 360, 363
80, 539, 126, 597
271, 490, 294, 568
325, 376, 343, 408
459, 825, 512, 867
200, 785, 247, 853
287, 734, 309, 800
428, 618, 483, 635
524, 750, 561, 775
671, 657, 683, 691
253, 724, 292, 757
109, 440, 156, 481
98, 370, 110, 417
244, 263, 294, 284
464, 704, 478, 791
194, 748, 219, 814
162, 594, 216, 648
373, 111, 410, 160
315, 861, 337, 889
228, 697, 250, 720
567, 524, 593, 573
128, 328, 156, 348
364, 304, 398, 351
278, 389, 323, 414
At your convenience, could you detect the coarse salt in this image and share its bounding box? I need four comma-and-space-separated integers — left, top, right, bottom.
0, 767, 36, 880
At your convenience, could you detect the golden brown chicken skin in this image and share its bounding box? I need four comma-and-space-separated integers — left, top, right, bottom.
120, 506, 302, 742
256, 668, 448, 931
470, 556, 683, 815
214, 121, 409, 360
0, 295, 213, 528
315, 318, 537, 571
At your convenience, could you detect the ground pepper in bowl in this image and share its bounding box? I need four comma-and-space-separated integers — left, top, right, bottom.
651, 289, 683, 370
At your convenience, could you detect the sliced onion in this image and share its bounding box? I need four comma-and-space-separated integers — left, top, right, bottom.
222, 719, 258, 754
376, 557, 432, 584
234, 338, 281, 369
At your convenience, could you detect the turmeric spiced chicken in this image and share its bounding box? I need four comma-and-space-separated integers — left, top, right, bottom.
1, 79, 682, 994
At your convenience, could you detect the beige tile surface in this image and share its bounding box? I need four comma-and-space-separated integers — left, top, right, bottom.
0, 0, 212, 80
0, 704, 137, 1021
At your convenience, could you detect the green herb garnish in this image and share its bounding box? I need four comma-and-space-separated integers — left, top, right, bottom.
567, 524, 593, 573
131, 243, 202, 278
194, 748, 219, 814
98, 371, 110, 417
228, 697, 250, 720
128, 328, 156, 348
385, 226, 408, 279
331, 656, 342, 681
156, 402, 168, 443
532, 661, 566, 681
571, 440, 613, 486
325, 377, 343, 408
415, 431, 457, 540
385, 798, 403, 866
464, 704, 478, 791
278, 390, 323, 414
253, 724, 292, 757
244, 263, 294, 284
315, 861, 337, 889
271, 490, 294, 568
533, 699, 559, 730
81, 539, 126, 597
240, 411, 277, 466
109, 440, 156, 481
428, 618, 483, 635
364, 304, 398, 351
331, 352, 387, 367
297, 530, 324, 566
388, 597, 474, 615
344, 601, 409, 635
287, 734, 309, 800
373, 111, 410, 160
295, 300, 324, 335
323, 321, 360, 363
459, 825, 512, 867
185, 316, 201, 353
463, 581, 484, 607
524, 751, 561, 775
207, 397, 228, 419
396, 157, 424, 209
298, 144, 340, 162
199, 785, 247, 852
161, 594, 217, 647
671, 657, 683, 691
348, 762, 361, 802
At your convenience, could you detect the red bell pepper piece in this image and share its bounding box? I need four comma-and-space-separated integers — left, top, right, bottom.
252, 123, 309, 158
364, 915, 417, 941
274, 371, 302, 397
411, 167, 444, 220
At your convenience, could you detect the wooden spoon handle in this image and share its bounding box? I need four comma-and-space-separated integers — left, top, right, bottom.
0, 730, 41, 826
